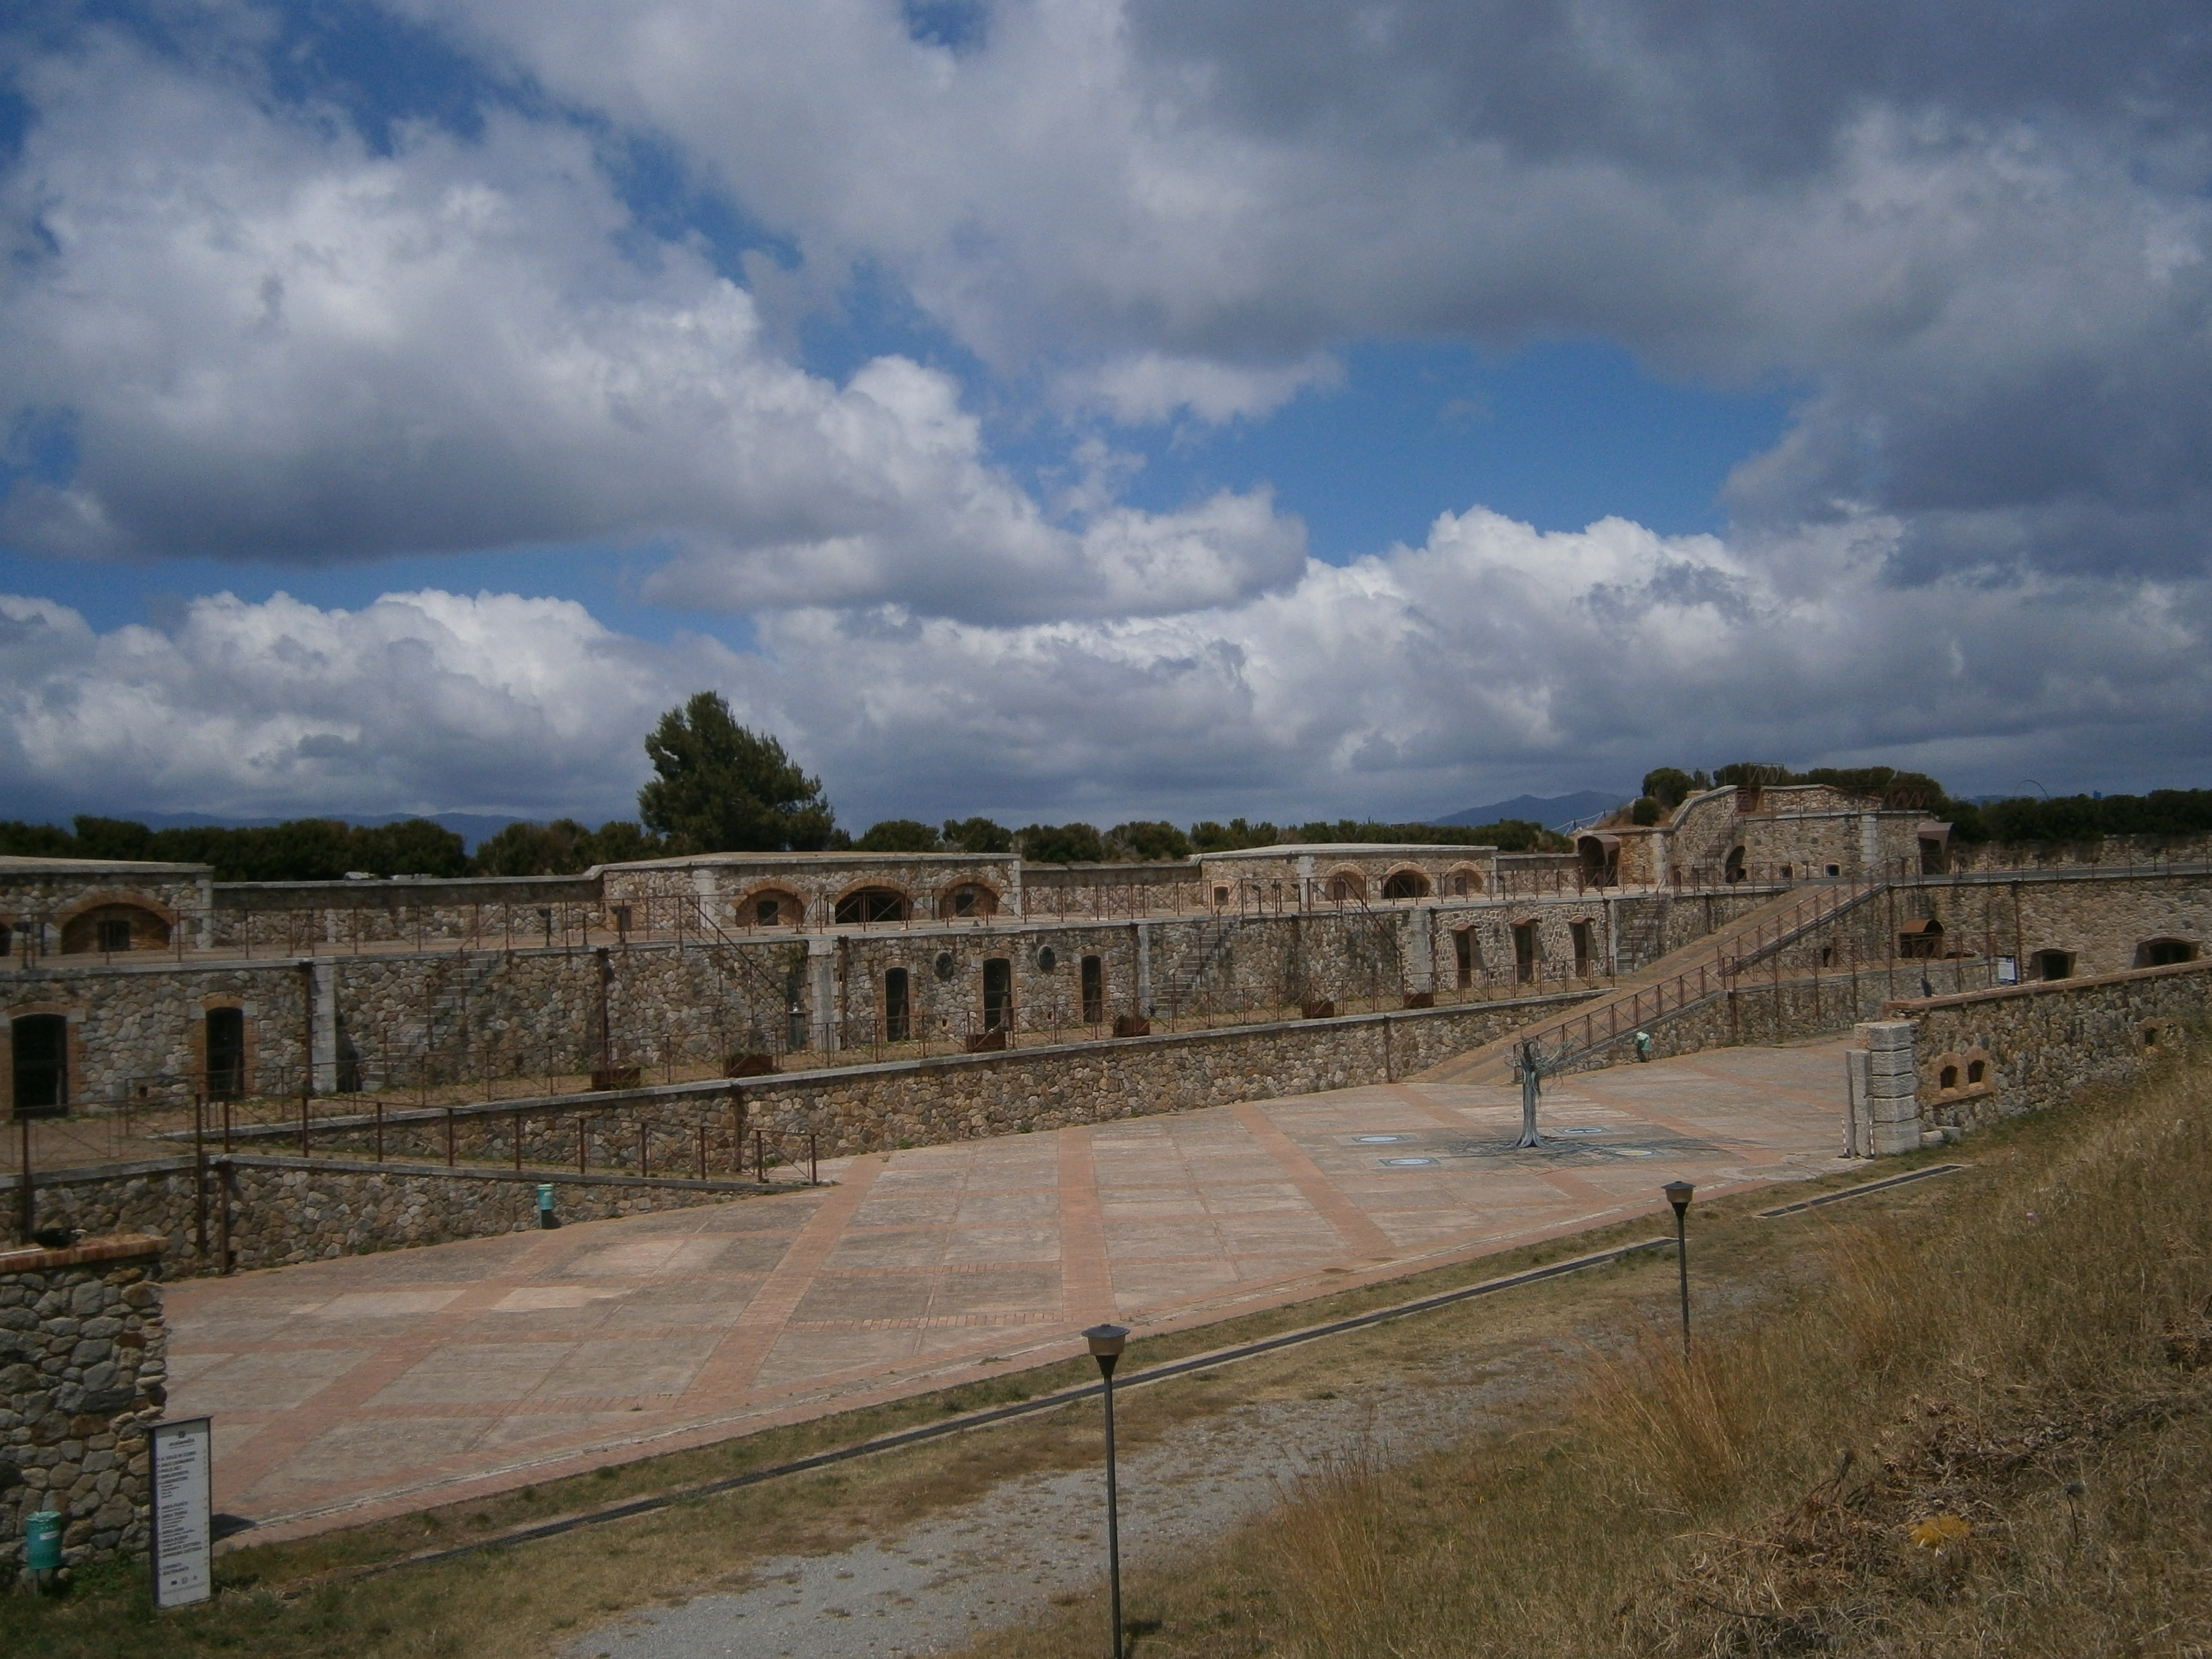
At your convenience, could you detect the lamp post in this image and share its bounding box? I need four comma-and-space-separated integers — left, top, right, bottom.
1663, 1181, 1695, 1357
1084, 1322, 1130, 1658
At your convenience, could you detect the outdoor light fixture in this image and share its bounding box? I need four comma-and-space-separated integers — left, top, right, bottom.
1663, 1181, 1695, 1357
1083, 1322, 1130, 1658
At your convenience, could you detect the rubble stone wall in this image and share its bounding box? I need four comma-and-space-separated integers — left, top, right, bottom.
0, 1235, 167, 1578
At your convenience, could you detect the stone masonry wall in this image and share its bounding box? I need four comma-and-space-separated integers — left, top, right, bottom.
1, 1235, 167, 1578
1890, 957, 2212, 1137
6, 1161, 769, 1277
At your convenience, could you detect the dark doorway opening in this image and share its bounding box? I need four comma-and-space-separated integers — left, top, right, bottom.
1081, 955, 1105, 1024
1454, 929, 1477, 989
983, 958, 1013, 1030
1511, 921, 1539, 983
206, 1007, 246, 1099
1570, 920, 1593, 978
10, 1014, 68, 1117
1381, 870, 1431, 901
1723, 845, 1746, 884
884, 967, 911, 1043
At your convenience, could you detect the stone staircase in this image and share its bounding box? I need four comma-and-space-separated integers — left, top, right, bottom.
1159, 916, 1241, 1016
1418, 881, 1888, 1085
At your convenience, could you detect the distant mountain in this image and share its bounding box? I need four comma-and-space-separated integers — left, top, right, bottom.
1431, 791, 1634, 833
36, 809, 534, 854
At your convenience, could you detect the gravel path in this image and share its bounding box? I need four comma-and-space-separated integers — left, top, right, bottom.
566, 1348, 1565, 1659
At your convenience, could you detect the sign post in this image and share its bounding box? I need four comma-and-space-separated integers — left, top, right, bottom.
150, 1417, 214, 1609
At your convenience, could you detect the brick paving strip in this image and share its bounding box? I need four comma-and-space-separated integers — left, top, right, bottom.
165, 1043, 1858, 1546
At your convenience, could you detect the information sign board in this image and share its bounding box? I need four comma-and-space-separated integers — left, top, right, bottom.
150, 1417, 214, 1609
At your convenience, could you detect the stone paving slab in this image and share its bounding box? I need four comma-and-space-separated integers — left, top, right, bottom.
166, 1039, 1857, 1544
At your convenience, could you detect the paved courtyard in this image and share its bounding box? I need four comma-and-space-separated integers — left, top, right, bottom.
167, 1040, 1856, 1543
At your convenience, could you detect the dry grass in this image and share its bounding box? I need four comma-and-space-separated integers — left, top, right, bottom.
958, 1033, 2212, 1658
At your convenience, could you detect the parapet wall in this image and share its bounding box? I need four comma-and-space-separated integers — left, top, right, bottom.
0, 1234, 167, 1577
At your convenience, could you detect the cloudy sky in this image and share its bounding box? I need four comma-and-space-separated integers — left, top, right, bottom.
3, 1, 2208, 830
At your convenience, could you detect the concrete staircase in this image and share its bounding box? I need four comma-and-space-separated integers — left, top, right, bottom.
1418, 881, 1888, 1085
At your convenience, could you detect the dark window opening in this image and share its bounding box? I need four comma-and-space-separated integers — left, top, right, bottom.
1511, 921, 1540, 983
1213, 885, 1231, 905
982, 957, 1013, 1030
2034, 949, 2074, 981
0, 923, 10, 956
1967, 1058, 1986, 1085
60, 903, 169, 955
1570, 920, 1593, 977
834, 887, 908, 924
784, 967, 807, 1051
948, 884, 998, 918
884, 967, 911, 1043
1381, 870, 1432, 901
1826, 864, 1841, 877
1898, 918, 1944, 960
10, 1014, 68, 1117
1940, 1064, 1959, 1090
1454, 929, 1477, 989
611, 905, 632, 939
1081, 955, 1105, 1024
206, 1007, 246, 1099
2139, 938, 2200, 968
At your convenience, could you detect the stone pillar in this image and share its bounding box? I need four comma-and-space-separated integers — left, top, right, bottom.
807, 937, 837, 1053
310, 961, 339, 1093
0, 1234, 168, 1579
1855, 1019, 1921, 1155
1409, 907, 1436, 994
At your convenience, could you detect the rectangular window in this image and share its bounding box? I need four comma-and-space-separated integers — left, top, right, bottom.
10, 1014, 68, 1116
611, 905, 632, 938
982, 957, 1013, 1030
1081, 955, 1105, 1024
884, 967, 911, 1043
96, 918, 132, 953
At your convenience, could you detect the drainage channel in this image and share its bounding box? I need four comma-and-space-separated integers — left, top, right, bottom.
320, 1160, 1970, 1587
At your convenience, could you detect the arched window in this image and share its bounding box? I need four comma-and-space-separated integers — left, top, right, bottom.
1380, 869, 1432, 901
743, 888, 804, 928
59, 901, 170, 955
944, 883, 998, 919
1447, 867, 1483, 898
1939, 1063, 1959, 1089
10, 1014, 68, 1116
834, 887, 908, 925
2138, 938, 2201, 968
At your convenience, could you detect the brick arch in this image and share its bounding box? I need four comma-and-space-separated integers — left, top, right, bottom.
832, 883, 910, 925
736, 885, 806, 928
1379, 864, 1433, 901
55, 890, 176, 954
1443, 864, 1486, 898
937, 879, 1002, 919
1320, 866, 1367, 903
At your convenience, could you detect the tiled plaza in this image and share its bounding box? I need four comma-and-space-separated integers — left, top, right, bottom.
168, 1040, 1855, 1542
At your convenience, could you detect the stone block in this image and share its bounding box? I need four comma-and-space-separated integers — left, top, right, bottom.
1873, 1119, 1922, 1156
1857, 1020, 1915, 1051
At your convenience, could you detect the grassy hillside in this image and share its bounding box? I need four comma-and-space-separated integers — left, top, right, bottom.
960, 1035, 2212, 1657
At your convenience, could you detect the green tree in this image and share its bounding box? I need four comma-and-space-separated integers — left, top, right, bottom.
637, 693, 837, 853
941, 816, 1015, 854
0, 821, 77, 858
1107, 820, 1192, 861
1189, 817, 1282, 852
855, 819, 943, 852
578, 820, 664, 866
1016, 822, 1107, 863
1640, 767, 1697, 809
347, 819, 468, 878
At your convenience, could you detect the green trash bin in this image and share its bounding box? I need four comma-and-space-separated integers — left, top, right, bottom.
536, 1183, 558, 1229
25, 1509, 62, 1573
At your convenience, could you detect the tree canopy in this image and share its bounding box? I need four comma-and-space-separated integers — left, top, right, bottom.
0, 816, 469, 881
636, 693, 838, 853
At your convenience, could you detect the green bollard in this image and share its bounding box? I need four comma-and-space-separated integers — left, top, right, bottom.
536, 1183, 558, 1229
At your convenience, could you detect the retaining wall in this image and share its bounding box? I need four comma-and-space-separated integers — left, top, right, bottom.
1, 1234, 167, 1577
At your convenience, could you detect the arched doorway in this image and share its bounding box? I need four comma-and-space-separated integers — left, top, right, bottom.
834, 887, 909, 924
1380, 869, 1432, 901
